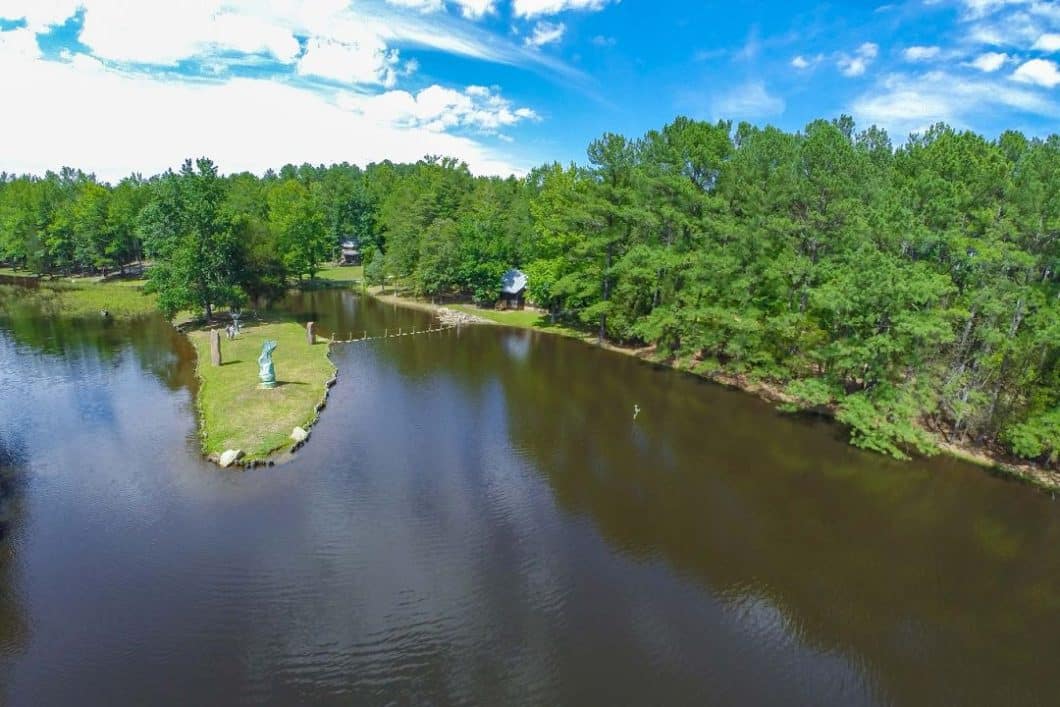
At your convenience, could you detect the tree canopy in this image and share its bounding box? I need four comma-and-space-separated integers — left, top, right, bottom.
0, 116, 1056, 467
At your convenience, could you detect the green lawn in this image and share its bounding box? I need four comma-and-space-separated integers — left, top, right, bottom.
188, 320, 335, 461
450, 304, 583, 338
0, 277, 157, 319
0, 266, 36, 279
312, 264, 363, 284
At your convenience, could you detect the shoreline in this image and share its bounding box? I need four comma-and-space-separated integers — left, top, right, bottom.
365, 288, 1060, 493
185, 319, 337, 468
5, 275, 1054, 486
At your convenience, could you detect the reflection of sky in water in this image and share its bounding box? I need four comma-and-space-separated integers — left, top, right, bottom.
503, 332, 531, 362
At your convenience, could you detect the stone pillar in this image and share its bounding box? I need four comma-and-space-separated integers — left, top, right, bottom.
210, 329, 222, 366
306, 321, 316, 345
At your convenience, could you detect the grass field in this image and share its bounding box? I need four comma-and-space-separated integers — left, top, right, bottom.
0, 277, 158, 319
187, 319, 335, 461
449, 304, 583, 338
0, 267, 36, 279
312, 264, 364, 284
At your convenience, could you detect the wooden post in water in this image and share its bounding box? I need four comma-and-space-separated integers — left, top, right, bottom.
306, 321, 316, 345
209, 329, 222, 366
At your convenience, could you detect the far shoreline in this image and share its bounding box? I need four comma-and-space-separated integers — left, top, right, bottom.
6, 271, 1056, 489
364, 285, 1060, 493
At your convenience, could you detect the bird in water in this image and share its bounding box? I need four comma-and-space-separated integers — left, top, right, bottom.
633, 404, 641, 420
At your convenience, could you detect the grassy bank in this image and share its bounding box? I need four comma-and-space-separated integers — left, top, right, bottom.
0, 277, 157, 319
0, 266, 36, 279
187, 320, 335, 462
315, 264, 363, 282
299, 264, 364, 288
449, 303, 599, 340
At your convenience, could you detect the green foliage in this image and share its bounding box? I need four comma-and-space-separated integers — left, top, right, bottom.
785, 378, 841, 408
836, 385, 939, 460
1, 116, 1057, 466
363, 247, 387, 287
266, 179, 330, 280
1005, 408, 1060, 465
142, 159, 245, 319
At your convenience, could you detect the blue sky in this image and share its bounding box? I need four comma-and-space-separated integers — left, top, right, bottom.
1, 0, 1058, 181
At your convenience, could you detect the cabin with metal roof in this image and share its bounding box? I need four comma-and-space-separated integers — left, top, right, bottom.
339, 239, 361, 265
499, 268, 528, 310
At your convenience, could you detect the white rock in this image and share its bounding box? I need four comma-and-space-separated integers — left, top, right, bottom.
218, 449, 243, 468
291, 426, 309, 443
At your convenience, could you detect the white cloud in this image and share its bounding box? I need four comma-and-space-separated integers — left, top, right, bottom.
970, 51, 1010, 71
791, 53, 822, 69
0, 26, 41, 60
0, 0, 79, 31
297, 35, 403, 87
525, 21, 565, 47
958, 0, 1028, 19
851, 69, 1059, 137
451, 0, 496, 19
903, 45, 941, 61
343, 84, 538, 133
591, 35, 616, 47
964, 9, 1045, 47
713, 81, 785, 119
511, 0, 614, 18
1033, 33, 1060, 51
0, 30, 531, 180
837, 42, 879, 77
0, 0, 583, 83
385, 0, 445, 12
384, 0, 495, 18
73, 1, 305, 65
859, 42, 880, 59
1012, 57, 1060, 86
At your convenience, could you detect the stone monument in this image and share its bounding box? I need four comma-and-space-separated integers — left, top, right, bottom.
210, 329, 222, 366
258, 339, 278, 389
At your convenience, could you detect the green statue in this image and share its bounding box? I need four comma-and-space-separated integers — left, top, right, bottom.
258, 339, 277, 389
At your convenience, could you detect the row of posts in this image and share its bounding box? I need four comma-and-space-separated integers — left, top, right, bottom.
314, 321, 460, 343
210, 320, 456, 367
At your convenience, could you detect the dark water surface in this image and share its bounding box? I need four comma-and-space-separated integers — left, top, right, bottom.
1, 288, 1059, 706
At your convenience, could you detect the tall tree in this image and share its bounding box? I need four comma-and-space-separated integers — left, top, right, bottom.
143, 158, 244, 319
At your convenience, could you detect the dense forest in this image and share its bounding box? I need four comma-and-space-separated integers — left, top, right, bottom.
0, 116, 1057, 467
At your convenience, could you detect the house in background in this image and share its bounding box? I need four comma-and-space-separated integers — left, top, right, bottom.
499, 268, 528, 310
339, 239, 361, 265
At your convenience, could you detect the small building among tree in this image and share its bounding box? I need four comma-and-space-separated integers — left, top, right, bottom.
339, 239, 361, 265
499, 268, 528, 310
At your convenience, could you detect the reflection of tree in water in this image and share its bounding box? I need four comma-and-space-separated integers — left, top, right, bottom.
0, 433, 27, 659
380, 324, 1060, 705
0, 304, 197, 394
277, 289, 434, 341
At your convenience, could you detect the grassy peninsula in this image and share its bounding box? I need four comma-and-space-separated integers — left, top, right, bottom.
187, 320, 335, 462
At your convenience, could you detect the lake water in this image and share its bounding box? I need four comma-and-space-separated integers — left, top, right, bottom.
1, 288, 1059, 706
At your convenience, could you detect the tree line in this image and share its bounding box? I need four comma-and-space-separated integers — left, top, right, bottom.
0, 116, 1056, 466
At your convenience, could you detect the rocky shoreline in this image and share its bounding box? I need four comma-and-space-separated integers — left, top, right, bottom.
206, 365, 340, 470
435, 307, 489, 327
